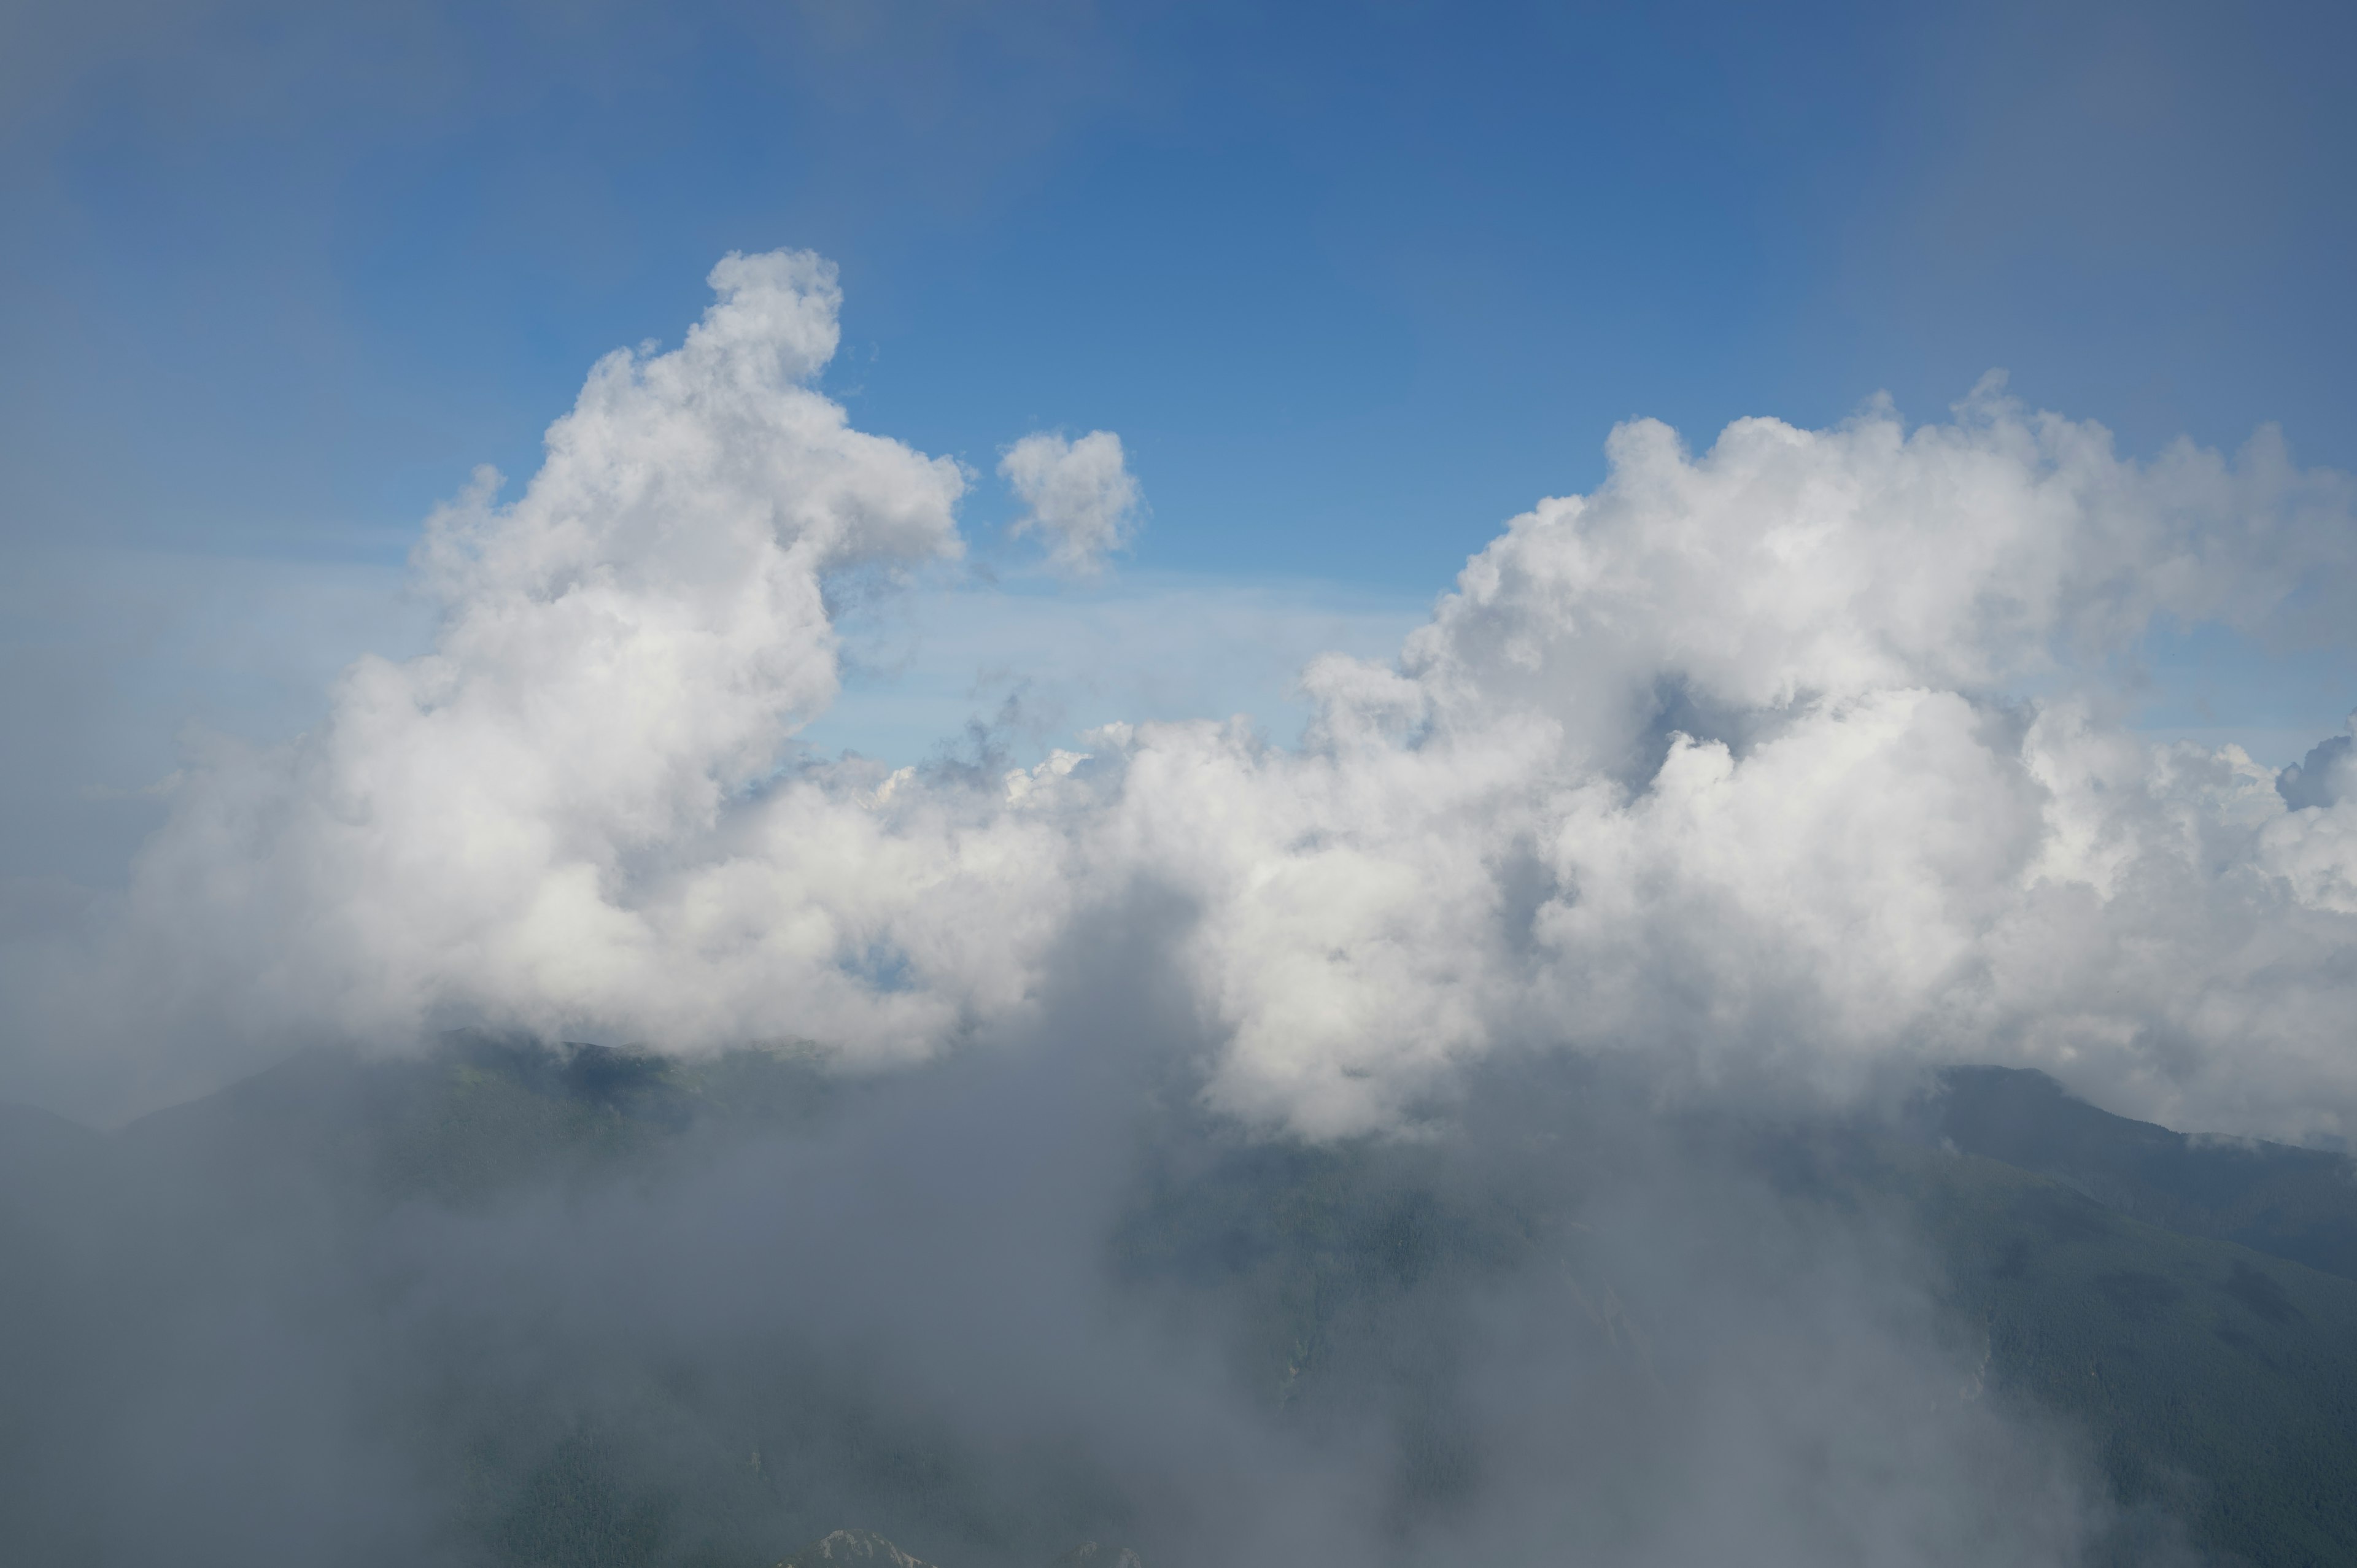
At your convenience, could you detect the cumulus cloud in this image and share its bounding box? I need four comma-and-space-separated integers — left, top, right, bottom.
12, 253, 2357, 1148
1074, 386, 2357, 1137
2279, 716, 2357, 811
1000, 429, 1142, 575
11, 250, 1047, 1108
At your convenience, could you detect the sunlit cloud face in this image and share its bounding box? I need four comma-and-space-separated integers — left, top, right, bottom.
10, 251, 2357, 1143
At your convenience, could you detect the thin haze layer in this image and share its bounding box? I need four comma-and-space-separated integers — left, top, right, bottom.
14, 251, 2357, 1138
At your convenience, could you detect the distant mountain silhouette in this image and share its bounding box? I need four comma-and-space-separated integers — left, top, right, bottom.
1932, 1065, 2357, 1281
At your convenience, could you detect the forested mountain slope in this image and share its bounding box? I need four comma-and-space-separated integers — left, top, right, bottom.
5, 1041, 2357, 1566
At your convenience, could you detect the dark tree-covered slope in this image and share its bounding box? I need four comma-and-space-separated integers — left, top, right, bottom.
1932, 1067, 2357, 1282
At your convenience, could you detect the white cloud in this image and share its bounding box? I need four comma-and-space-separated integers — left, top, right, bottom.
12, 256, 2357, 1148
1000, 429, 1142, 575
2278, 716, 2357, 811
1116, 392, 2357, 1138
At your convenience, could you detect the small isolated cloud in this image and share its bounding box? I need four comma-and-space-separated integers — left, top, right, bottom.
1000, 430, 1142, 575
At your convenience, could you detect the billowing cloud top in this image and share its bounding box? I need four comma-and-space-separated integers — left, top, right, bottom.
28, 252, 2357, 1141
2280, 720, 2357, 812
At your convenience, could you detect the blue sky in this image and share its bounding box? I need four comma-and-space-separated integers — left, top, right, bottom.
4, 0, 2355, 883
